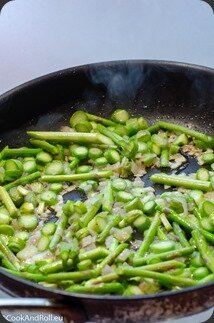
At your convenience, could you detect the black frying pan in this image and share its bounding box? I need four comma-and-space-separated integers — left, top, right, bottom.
0, 60, 213, 323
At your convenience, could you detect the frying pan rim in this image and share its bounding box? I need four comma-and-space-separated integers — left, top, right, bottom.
0, 59, 213, 301
0, 59, 214, 99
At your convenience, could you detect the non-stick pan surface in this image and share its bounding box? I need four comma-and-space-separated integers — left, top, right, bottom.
0, 60, 213, 322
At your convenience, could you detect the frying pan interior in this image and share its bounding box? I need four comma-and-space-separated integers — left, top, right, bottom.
0, 60, 213, 322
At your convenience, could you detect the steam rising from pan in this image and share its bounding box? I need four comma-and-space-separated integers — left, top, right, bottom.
88, 64, 145, 102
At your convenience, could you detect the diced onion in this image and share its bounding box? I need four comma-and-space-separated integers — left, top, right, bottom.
101, 265, 114, 276
60, 126, 75, 132
111, 226, 133, 242
117, 248, 130, 261
105, 235, 114, 249
17, 245, 38, 261
204, 192, 214, 202
81, 235, 96, 248
27, 251, 54, 264
131, 161, 146, 176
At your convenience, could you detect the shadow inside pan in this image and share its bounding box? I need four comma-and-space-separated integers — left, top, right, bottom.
63, 190, 87, 203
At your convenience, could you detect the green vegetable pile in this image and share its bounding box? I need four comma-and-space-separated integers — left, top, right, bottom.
0, 109, 213, 295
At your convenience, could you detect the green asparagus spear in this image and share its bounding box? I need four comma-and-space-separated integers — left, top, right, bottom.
118, 267, 197, 287
150, 173, 211, 191
192, 230, 214, 273
173, 223, 190, 247
133, 246, 195, 266
66, 282, 124, 294
41, 171, 113, 183
136, 212, 161, 257
0, 186, 17, 217
0, 147, 42, 159
29, 139, 59, 155
4, 172, 41, 191
158, 121, 214, 146
0, 236, 20, 270
96, 243, 128, 274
